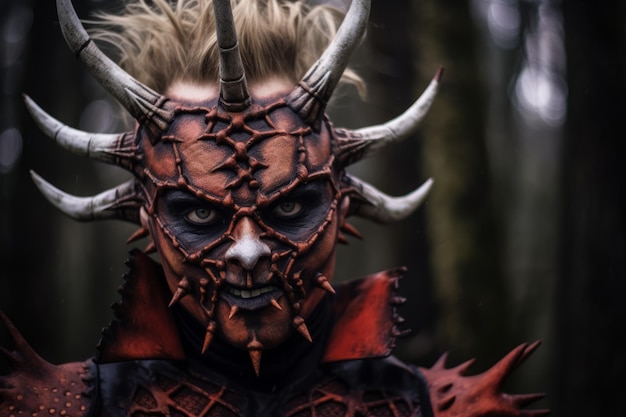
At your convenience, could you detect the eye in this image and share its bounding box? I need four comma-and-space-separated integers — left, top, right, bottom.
186, 207, 218, 224
273, 201, 303, 218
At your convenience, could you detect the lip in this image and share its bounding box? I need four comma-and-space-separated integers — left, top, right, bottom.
220, 285, 284, 311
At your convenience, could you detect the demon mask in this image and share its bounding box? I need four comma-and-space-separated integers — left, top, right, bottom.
27, 0, 440, 375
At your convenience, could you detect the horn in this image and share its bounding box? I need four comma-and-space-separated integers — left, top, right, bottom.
336, 68, 443, 166
30, 171, 143, 224
347, 175, 433, 223
23, 95, 136, 170
287, 0, 370, 127
56, 0, 173, 139
213, 0, 250, 110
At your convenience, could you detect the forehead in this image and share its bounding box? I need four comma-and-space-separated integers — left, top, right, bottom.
141, 97, 335, 205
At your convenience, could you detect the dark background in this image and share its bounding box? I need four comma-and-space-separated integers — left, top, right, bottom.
1, 0, 624, 415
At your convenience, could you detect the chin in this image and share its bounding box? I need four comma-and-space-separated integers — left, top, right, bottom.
215, 296, 294, 350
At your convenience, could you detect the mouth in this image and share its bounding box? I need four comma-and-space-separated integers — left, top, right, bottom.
221, 284, 284, 311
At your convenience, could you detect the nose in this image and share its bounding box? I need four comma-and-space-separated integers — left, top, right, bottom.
225, 217, 270, 271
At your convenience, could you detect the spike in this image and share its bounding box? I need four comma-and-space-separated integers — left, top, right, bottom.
0, 310, 42, 365
127, 227, 149, 243
390, 296, 407, 306
168, 284, 189, 308
315, 275, 336, 294
270, 299, 283, 311
431, 352, 450, 370
23, 95, 136, 168
30, 171, 142, 223
212, 0, 250, 109
337, 232, 349, 244
521, 409, 551, 417
454, 358, 476, 376
512, 393, 547, 407
340, 222, 363, 239
144, 240, 157, 254
201, 321, 217, 354
392, 327, 411, 338
247, 336, 264, 377
293, 316, 313, 343
348, 175, 433, 223
228, 305, 240, 319
56, 0, 172, 134
336, 67, 441, 166
287, 0, 370, 125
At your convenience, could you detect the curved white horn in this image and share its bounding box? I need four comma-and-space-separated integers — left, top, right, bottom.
30, 171, 142, 223
348, 175, 433, 223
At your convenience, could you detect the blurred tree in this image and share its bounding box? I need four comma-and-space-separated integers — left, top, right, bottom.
415, 0, 511, 367
559, 1, 626, 416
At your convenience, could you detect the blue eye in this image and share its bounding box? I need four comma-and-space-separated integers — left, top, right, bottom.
186, 207, 218, 224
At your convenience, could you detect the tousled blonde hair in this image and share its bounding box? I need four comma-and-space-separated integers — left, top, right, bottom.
91, 0, 364, 95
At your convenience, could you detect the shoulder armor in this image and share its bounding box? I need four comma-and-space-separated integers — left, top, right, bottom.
1, 312, 95, 417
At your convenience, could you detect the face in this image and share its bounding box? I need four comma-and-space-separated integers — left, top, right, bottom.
137, 84, 348, 358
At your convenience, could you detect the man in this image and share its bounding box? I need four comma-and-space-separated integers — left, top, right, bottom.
1, 0, 548, 415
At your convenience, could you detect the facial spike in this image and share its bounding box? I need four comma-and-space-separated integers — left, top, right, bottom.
348, 175, 434, 223
337, 232, 349, 244
247, 335, 264, 377
336, 67, 442, 166
168, 278, 191, 308
144, 240, 157, 254
270, 299, 283, 311
127, 227, 149, 244
287, 0, 370, 125
340, 222, 363, 239
315, 275, 336, 294
56, 0, 173, 136
228, 305, 240, 319
293, 316, 313, 343
30, 171, 142, 223
201, 321, 217, 355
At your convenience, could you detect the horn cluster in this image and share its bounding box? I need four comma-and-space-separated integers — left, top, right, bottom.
27, 0, 440, 226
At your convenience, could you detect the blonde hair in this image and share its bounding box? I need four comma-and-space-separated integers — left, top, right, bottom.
90, 0, 364, 95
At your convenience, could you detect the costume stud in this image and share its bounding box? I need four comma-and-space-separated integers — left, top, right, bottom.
340, 222, 363, 239
293, 316, 313, 342
143, 240, 157, 254
126, 227, 149, 244
315, 275, 336, 294
228, 305, 240, 319
270, 299, 283, 311
247, 336, 264, 377
201, 321, 217, 355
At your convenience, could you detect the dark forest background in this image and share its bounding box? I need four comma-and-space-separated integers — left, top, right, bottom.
1, 0, 625, 415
